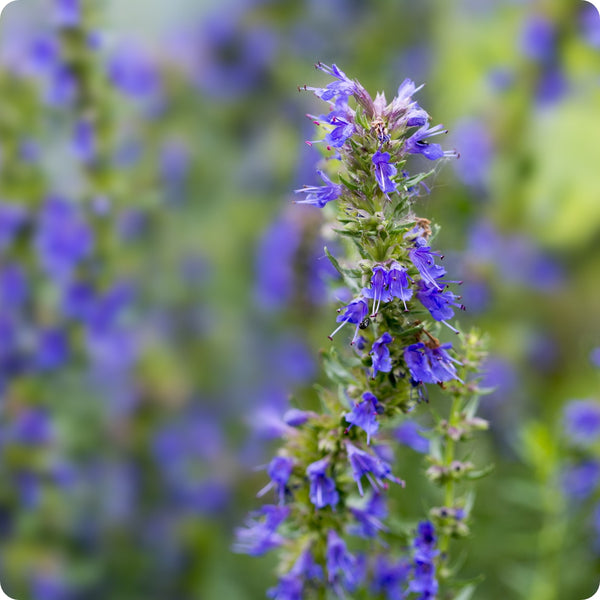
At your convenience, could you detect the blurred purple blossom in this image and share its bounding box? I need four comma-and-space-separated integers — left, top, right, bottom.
0, 263, 28, 310
35, 196, 94, 281
54, 0, 81, 28
580, 3, 600, 47
564, 400, 600, 445
8, 407, 53, 445
521, 15, 556, 61
35, 328, 69, 371
561, 460, 600, 500
108, 41, 161, 99
467, 220, 564, 291
451, 118, 493, 190
255, 214, 301, 311
72, 118, 96, 164
168, 8, 277, 100
394, 420, 430, 454
0, 201, 28, 251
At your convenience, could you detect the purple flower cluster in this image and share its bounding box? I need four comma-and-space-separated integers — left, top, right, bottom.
404, 343, 461, 385
409, 521, 439, 598
297, 62, 456, 211
238, 62, 484, 599
345, 441, 402, 496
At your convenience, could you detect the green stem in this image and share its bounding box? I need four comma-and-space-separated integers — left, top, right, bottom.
439, 394, 461, 557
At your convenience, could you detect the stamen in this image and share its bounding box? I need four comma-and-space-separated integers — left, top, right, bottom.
328, 319, 349, 340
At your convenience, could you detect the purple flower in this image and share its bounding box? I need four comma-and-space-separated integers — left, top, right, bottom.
54, 0, 80, 27
580, 3, 600, 48
408, 238, 446, 289
329, 298, 368, 345
451, 118, 493, 189
35, 328, 69, 371
535, 64, 567, 106
388, 262, 413, 309
306, 457, 339, 509
0, 202, 28, 251
409, 521, 439, 597
108, 42, 160, 98
20, 138, 41, 163
349, 493, 388, 538
267, 575, 303, 600
404, 343, 437, 384
416, 280, 464, 331
294, 170, 342, 208
395, 421, 430, 453
326, 530, 361, 592
521, 15, 556, 61
61, 281, 95, 321
414, 521, 438, 559
306, 63, 357, 104
270, 336, 316, 385
160, 139, 190, 193
283, 409, 312, 427
323, 110, 355, 147
564, 400, 600, 445
372, 151, 397, 194
561, 460, 600, 500
345, 441, 401, 496
372, 556, 411, 600
405, 124, 455, 161
233, 505, 290, 555
267, 548, 323, 599
35, 196, 94, 281
86, 325, 138, 375
345, 392, 381, 443
10, 408, 53, 445
404, 342, 460, 385
72, 118, 96, 164
31, 571, 71, 600
0, 263, 28, 310
258, 456, 294, 505
428, 344, 462, 382
255, 214, 301, 311
27, 35, 60, 75
370, 332, 393, 378
44, 65, 78, 106
362, 266, 391, 317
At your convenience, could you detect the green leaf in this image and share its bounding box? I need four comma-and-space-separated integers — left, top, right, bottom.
338, 174, 361, 193
466, 463, 495, 480
453, 583, 478, 600
324, 245, 345, 278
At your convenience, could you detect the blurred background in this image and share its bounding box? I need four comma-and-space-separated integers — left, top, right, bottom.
0, 0, 599, 598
